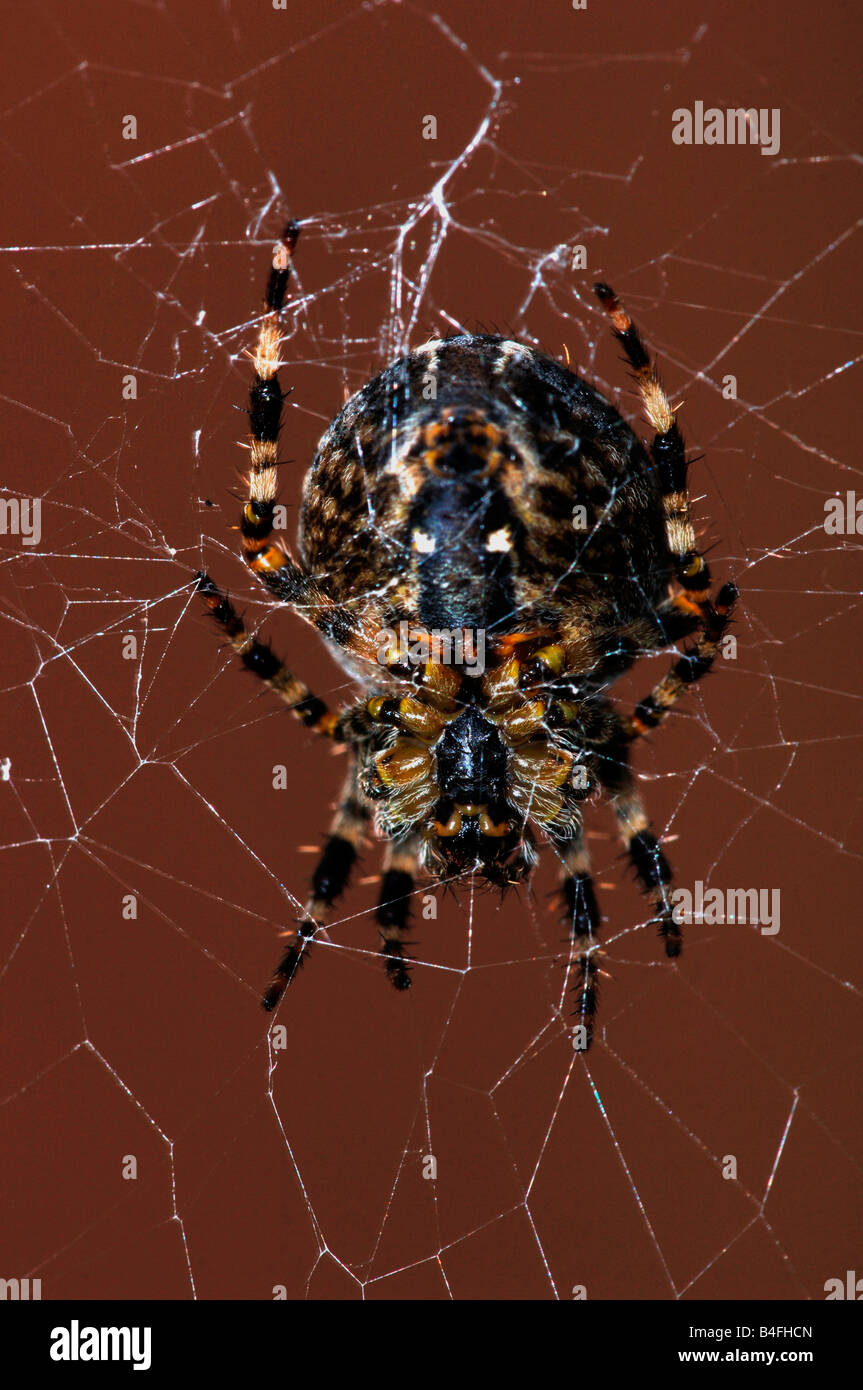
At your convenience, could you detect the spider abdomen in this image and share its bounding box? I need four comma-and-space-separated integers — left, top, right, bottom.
300, 334, 672, 669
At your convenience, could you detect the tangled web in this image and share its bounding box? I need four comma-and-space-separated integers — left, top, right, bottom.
1, 0, 860, 1299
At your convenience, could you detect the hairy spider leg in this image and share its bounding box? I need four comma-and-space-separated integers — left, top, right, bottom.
237, 222, 308, 597
593, 280, 705, 597
262, 771, 369, 1011
377, 839, 422, 990
626, 581, 738, 740
593, 282, 738, 738
604, 769, 682, 960
196, 572, 342, 739
556, 832, 603, 1051
232, 220, 344, 637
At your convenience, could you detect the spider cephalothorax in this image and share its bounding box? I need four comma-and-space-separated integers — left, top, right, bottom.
358, 654, 593, 885
198, 222, 737, 1045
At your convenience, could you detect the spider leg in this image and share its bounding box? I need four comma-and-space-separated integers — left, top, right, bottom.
577, 606, 700, 693
593, 282, 738, 735
626, 581, 738, 739
237, 222, 312, 607
555, 832, 602, 1051
593, 737, 682, 960
593, 281, 702, 575
376, 839, 421, 991
202, 220, 404, 696
593, 282, 733, 612
262, 770, 368, 1011
196, 571, 343, 740
221, 221, 341, 629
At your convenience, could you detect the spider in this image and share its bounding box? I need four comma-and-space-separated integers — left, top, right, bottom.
197, 222, 737, 1048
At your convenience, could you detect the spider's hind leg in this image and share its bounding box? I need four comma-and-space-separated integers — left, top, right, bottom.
232, 221, 333, 622
593, 282, 739, 738
238, 221, 308, 603
593, 282, 733, 619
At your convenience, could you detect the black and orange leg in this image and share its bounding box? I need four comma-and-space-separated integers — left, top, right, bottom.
262, 773, 369, 1010
230, 220, 337, 626
569, 605, 701, 695
196, 571, 343, 740
556, 833, 603, 1051
626, 581, 738, 740
593, 281, 706, 597
594, 281, 729, 609
593, 282, 738, 730
376, 839, 420, 991
238, 222, 307, 603
609, 778, 681, 959
592, 724, 682, 956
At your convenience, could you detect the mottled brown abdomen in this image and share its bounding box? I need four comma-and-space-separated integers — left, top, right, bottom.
300, 335, 671, 667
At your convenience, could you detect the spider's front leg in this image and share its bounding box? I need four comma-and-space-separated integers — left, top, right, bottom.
263, 769, 369, 1011
594, 731, 683, 960
555, 829, 603, 1051
265, 819, 421, 1008
376, 837, 422, 991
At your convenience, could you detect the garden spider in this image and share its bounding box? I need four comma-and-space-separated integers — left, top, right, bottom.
197, 222, 737, 1047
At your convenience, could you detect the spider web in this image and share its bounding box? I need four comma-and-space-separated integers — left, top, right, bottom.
1, 0, 861, 1301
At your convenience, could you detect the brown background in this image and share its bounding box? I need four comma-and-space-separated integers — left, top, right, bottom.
1, 0, 860, 1301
